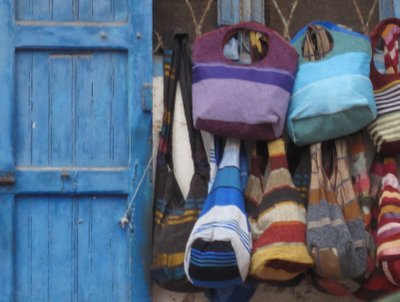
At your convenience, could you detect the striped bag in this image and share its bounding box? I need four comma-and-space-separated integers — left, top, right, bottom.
151, 32, 210, 292
377, 157, 400, 286
354, 156, 399, 300
287, 21, 376, 146
368, 18, 400, 154
191, 21, 298, 140
246, 138, 313, 282
184, 138, 252, 288
307, 139, 368, 282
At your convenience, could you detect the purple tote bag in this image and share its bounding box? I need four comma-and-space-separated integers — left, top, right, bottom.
192, 21, 298, 140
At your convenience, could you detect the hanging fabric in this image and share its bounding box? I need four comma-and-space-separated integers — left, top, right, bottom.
245, 138, 313, 282
151, 31, 210, 292
307, 139, 368, 294
368, 18, 400, 155
184, 138, 252, 288
376, 157, 400, 285
191, 21, 298, 140
287, 21, 377, 146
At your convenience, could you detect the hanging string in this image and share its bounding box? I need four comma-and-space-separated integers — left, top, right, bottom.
185, 0, 214, 36
271, 0, 300, 40
153, 30, 164, 54
352, 0, 378, 34
119, 153, 154, 230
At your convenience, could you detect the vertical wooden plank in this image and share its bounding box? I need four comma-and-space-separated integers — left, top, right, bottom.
0, 1, 15, 172
130, 0, 153, 300
250, 0, 265, 24
31, 197, 50, 302
77, 196, 93, 301
15, 52, 33, 167
52, 0, 74, 21
75, 55, 94, 166
394, 0, 400, 17
379, 0, 400, 19
91, 53, 112, 166
15, 0, 31, 21
111, 52, 129, 166
14, 198, 31, 302
218, 0, 264, 25
49, 54, 73, 166
77, 196, 129, 301
90, 196, 114, 301
380, 0, 394, 19
31, 52, 50, 166
113, 0, 128, 21
78, 0, 93, 21
106, 196, 130, 301
0, 195, 14, 302
48, 196, 74, 301
93, 0, 112, 22
0, 2, 14, 301
218, 0, 240, 25
32, 0, 52, 21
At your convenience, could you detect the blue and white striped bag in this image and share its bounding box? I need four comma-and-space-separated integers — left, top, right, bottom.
184, 138, 252, 288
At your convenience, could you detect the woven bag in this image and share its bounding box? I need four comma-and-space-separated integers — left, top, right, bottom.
368, 18, 400, 154
151, 32, 210, 292
376, 157, 400, 286
307, 139, 368, 281
287, 21, 377, 146
245, 138, 313, 282
184, 138, 252, 288
192, 21, 298, 140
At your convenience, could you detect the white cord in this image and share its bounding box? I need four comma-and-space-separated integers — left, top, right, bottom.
119, 154, 154, 230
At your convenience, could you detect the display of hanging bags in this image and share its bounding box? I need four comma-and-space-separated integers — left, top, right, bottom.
191, 21, 298, 140
287, 21, 377, 146
245, 138, 313, 282
184, 138, 252, 288
151, 31, 210, 292
368, 18, 400, 155
307, 139, 368, 281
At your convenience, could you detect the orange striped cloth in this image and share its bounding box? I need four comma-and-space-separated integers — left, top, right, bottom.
245, 138, 313, 282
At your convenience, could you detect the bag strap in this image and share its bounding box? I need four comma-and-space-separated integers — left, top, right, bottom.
158, 31, 209, 177
266, 138, 289, 172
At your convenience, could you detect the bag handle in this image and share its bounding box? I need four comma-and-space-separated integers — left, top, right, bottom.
369, 18, 400, 80
310, 142, 335, 197
158, 31, 209, 177
217, 21, 289, 67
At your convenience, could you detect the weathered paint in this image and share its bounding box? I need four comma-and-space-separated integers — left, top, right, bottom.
218, 0, 264, 26
0, 0, 152, 301
380, 0, 400, 19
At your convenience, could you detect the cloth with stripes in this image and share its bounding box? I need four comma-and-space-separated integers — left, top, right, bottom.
184, 138, 252, 288
152, 32, 210, 292
348, 134, 373, 229
245, 138, 313, 282
377, 157, 400, 286
192, 21, 298, 140
307, 139, 368, 294
368, 18, 400, 154
287, 21, 376, 146
354, 155, 399, 300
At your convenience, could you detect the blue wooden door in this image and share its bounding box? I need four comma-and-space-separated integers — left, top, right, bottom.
0, 1, 153, 301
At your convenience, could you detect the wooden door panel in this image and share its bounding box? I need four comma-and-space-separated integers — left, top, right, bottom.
15, 50, 129, 168
14, 195, 130, 302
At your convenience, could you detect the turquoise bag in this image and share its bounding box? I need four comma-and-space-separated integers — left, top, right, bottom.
287, 21, 377, 146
